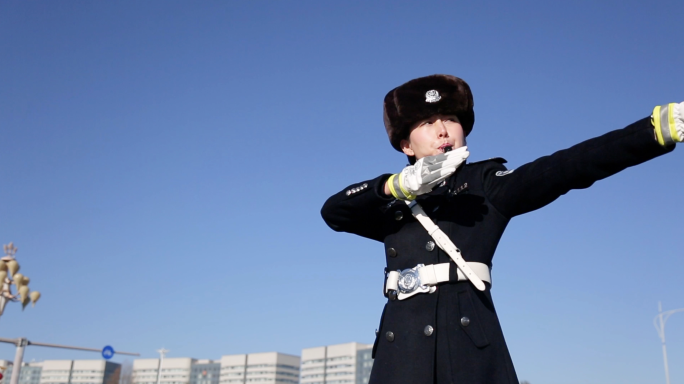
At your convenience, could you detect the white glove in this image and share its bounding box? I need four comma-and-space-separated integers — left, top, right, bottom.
387, 146, 470, 200
653, 102, 684, 146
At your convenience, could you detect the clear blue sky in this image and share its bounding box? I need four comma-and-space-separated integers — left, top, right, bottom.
1, 1, 683, 383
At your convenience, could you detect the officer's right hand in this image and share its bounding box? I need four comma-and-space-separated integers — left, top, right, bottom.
386, 146, 469, 200
653, 101, 684, 146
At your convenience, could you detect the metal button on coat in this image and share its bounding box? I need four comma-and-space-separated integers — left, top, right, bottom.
386, 248, 397, 258
425, 241, 435, 251
461, 317, 470, 327
385, 331, 395, 342
424, 325, 434, 336
394, 211, 403, 221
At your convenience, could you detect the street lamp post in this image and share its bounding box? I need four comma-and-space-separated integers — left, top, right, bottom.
0, 242, 41, 322
653, 301, 684, 384
155, 348, 169, 384
8, 338, 28, 384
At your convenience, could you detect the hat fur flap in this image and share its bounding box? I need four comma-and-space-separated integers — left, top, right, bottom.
383, 74, 474, 152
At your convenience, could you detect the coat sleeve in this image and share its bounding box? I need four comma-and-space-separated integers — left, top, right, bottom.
483, 117, 675, 218
320, 174, 394, 242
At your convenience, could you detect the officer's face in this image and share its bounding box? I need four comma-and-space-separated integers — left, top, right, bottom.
400, 114, 466, 160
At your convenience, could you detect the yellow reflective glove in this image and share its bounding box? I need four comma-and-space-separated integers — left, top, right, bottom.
652, 102, 684, 146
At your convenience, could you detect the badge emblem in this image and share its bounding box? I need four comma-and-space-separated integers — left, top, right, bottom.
397, 264, 427, 294
495, 169, 515, 176
397, 268, 421, 294
425, 90, 441, 103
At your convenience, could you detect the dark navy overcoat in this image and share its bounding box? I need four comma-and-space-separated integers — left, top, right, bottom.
321, 117, 673, 384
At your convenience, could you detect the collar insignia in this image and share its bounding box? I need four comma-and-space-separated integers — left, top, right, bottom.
451, 182, 469, 196
425, 90, 441, 103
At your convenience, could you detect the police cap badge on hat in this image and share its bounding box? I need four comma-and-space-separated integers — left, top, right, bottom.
383, 74, 475, 152
425, 90, 441, 103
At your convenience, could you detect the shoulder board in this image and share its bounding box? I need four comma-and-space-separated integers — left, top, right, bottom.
467, 157, 507, 165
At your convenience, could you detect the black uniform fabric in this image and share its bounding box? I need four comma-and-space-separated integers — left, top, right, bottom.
320, 117, 673, 384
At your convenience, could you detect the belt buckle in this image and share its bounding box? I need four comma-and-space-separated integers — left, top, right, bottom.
397, 264, 427, 294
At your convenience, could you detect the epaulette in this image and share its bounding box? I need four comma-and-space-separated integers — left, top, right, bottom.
467, 157, 507, 165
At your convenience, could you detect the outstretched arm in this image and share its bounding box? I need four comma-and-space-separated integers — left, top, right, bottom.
484, 104, 683, 218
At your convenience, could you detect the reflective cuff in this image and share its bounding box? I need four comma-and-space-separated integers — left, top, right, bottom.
652, 103, 682, 146
387, 174, 416, 201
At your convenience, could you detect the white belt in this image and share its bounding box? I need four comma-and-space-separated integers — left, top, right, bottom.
385, 262, 491, 300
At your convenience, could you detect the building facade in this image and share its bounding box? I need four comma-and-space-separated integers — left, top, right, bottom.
0, 361, 119, 384
130, 353, 299, 384
0, 361, 42, 384
132, 358, 194, 384
2, 343, 374, 384
189, 360, 219, 384
70, 360, 120, 384
300, 343, 373, 384
354, 350, 372, 384
219, 352, 299, 384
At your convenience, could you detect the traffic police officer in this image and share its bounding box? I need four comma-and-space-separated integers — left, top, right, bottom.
321, 74, 683, 384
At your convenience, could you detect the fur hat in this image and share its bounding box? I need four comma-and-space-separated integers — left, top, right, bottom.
383, 74, 474, 152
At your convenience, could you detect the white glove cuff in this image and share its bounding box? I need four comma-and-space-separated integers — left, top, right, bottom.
673, 102, 684, 142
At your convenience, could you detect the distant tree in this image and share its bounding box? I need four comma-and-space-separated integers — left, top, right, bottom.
520, 381, 531, 384
118, 360, 134, 384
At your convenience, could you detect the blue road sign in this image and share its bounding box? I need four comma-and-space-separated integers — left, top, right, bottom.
102, 346, 115, 360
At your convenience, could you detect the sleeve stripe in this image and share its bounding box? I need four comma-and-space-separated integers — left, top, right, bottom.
397, 173, 415, 200
387, 174, 400, 199
388, 173, 416, 200
653, 106, 664, 145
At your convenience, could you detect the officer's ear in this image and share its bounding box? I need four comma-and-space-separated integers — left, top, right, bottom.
400, 139, 414, 157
